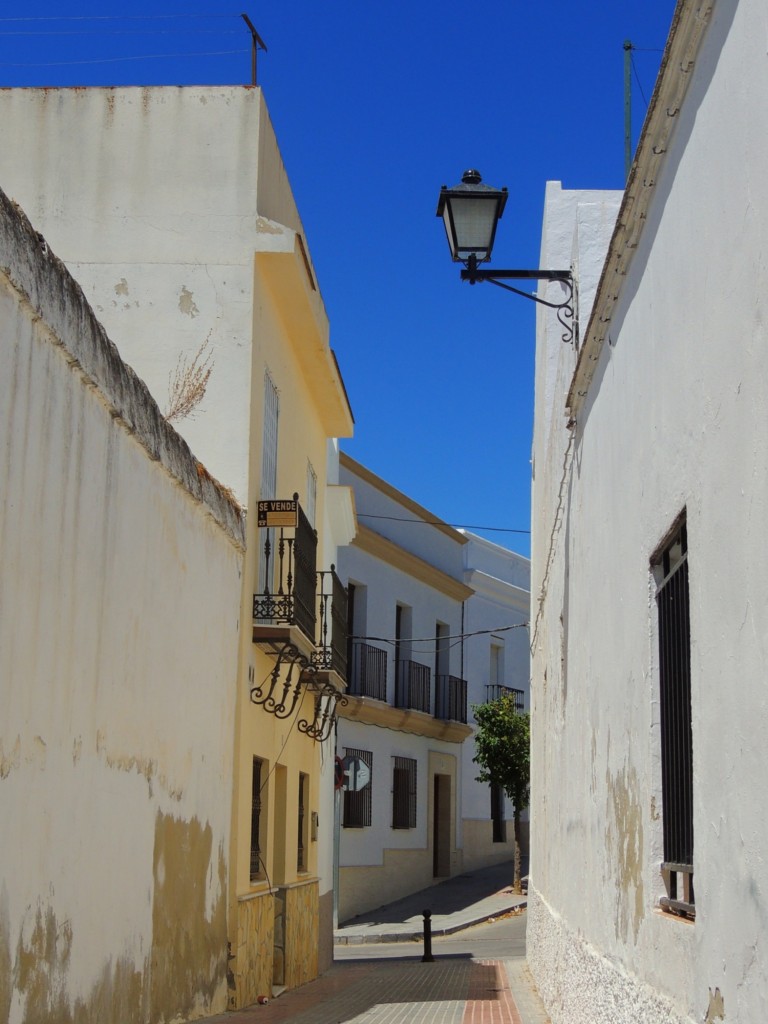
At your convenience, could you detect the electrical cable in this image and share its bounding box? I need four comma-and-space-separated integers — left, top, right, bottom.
350, 622, 529, 647
0, 49, 248, 67
357, 512, 530, 535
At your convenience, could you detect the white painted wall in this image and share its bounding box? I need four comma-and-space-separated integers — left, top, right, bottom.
529, 3, 768, 1023
0, 191, 244, 1022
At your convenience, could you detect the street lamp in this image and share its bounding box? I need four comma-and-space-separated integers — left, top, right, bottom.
436, 169, 576, 344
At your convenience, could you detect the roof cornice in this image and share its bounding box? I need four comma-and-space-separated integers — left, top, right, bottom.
567, 0, 716, 418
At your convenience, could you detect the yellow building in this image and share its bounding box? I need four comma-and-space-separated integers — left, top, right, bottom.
0, 85, 355, 1009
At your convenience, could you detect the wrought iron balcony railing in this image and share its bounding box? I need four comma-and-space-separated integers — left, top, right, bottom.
484, 684, 525, 712
348, 642, 388, 700
312, 567, 348, 681
435, 675, 468, 723
395, 660, 431, 714
253, 501, 317, 641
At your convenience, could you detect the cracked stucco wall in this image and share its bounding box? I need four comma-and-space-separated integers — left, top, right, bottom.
0, 189, 243, 1022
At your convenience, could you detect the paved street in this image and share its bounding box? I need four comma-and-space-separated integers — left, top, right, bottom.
202, 864, 550, 1024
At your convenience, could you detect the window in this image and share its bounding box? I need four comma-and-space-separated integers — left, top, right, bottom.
343, 748, 373, 828
654, 516, 694, 918
258, 371, 279, 592
306, 459, 317, 527
297, 772, 309, 873
392, 756, 417, 829
250, 758, 264, 881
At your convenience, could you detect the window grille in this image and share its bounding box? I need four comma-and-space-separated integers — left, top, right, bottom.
250, 758, 263, 881
297, 772, 308, 872
392, 756, 417, 829
655, 518, 694, 918
343, 748, 373, 828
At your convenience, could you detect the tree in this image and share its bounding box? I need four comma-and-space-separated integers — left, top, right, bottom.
472, 694, 530, 893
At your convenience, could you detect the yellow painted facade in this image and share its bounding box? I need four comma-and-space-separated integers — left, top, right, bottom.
228, 216, 354, 1006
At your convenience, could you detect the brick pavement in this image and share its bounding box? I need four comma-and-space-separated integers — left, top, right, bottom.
203, 958, 527, 1024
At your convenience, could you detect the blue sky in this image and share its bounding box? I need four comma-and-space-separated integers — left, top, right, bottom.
0, 2, 677, 556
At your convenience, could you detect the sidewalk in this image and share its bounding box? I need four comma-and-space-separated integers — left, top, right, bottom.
201, 862, 551, 1024
334, 859, 527, 944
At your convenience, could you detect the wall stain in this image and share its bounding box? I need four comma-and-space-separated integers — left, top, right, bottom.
149, 811, 228, 1022
113, 279, 129, 297
178, 286, 199, 318
11, 900, 146, 1024
95, 730, 184, 800
605, 762, 644, 945
705, 986, 725, 1022
0, 737, 20, 779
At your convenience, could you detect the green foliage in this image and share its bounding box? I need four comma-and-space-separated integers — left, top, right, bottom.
472, 695, 530, 814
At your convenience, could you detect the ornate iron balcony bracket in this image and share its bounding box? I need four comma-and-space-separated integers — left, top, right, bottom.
461, 257, 576, 345
298, 677, 349, 743
250, 640, 313, 720
250, 640, 348, 742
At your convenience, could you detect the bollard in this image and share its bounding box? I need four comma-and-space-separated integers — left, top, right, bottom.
421, 908, 435, 962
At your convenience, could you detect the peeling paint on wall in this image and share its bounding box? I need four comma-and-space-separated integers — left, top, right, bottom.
11, 902, 146, 1024
149, 812, 229, 1021
606, 762, 644, 945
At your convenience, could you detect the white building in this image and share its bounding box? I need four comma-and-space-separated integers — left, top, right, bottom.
528, 2, 768, 1022
0, 85, 355, 1007
336, 454, 530, 922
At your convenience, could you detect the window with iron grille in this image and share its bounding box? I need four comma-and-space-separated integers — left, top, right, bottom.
250, 757, 264, 881
343, 748, 373, 828
392, 756, 417, 829
297, 772, 309, 873
654, 516, 694, 918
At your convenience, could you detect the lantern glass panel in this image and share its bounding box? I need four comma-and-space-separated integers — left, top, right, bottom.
447, 194, 499, 262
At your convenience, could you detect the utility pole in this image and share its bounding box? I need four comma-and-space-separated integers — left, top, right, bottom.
624, 40, 633, 183
241, 14, 267, 86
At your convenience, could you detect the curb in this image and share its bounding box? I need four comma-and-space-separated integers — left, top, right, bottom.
333, 900, 527, 945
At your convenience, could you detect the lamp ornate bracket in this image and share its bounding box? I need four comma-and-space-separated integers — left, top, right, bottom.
462, 255, 576, 345
249, 640, 347, 742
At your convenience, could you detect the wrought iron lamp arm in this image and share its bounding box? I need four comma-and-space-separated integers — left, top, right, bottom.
460, 260, 576, 345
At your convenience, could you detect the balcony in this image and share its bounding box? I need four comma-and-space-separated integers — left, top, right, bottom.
484, 685, 525, 712
312, 567, 348, 682
348, 641, 388, 700
395, 660, 431, 714
253, 500, 317, 646
435, 675, 468, 723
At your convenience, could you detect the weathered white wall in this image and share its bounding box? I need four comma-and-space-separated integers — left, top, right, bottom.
0, 191, 244, 1023
0, 86, 320, 508
529, 2, 768, 1023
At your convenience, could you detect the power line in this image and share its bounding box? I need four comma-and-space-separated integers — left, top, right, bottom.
0, 49, 248, 68
357, 513, 530, 535
351, 623, 529, 647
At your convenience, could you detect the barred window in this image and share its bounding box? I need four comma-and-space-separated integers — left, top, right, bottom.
250, 758, 264, 881
392, 756, 417, 830
654, 516, 694, 918
343, 748, 373, 828
297, 772, 309, 872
